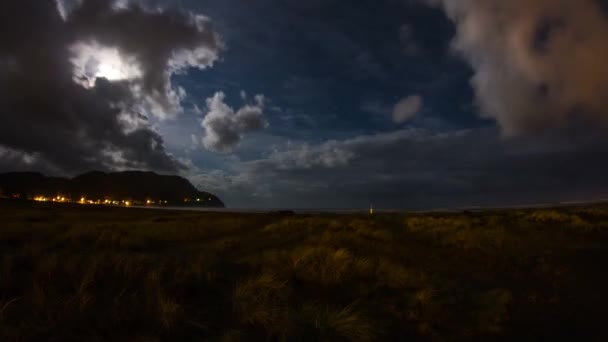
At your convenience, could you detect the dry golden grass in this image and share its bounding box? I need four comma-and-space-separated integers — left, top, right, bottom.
233, 272, 291, 336
2, 201, 608, 340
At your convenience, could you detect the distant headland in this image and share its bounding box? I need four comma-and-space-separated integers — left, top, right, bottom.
0, 171, 224, 208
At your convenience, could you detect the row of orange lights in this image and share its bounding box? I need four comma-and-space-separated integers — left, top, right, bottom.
78, 198, 130, 206
34, 196, 67, 202
32, 196, 208, 205
33, 196, 169, 206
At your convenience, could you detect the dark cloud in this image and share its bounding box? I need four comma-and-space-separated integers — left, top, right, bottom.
398, 24, 424, 56
425, 0, 608, 137
193, 128, 608, 208
66, 0, 222, 116
0, 0, 221, 174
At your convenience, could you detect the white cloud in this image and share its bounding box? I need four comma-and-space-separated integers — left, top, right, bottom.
55, 0, 82, 20
392, 95, 423, 123
201, 92, 268, 152
427, 0, 608, 136
168, 46, 220, 74
268, 141, 355, 170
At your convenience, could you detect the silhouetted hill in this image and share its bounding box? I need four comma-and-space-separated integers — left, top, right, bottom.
0, 171, 224, 207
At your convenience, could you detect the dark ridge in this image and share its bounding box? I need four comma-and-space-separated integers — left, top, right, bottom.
0, 171, 224, 207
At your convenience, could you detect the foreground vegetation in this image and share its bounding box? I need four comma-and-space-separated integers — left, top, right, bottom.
2, 201, 608, 341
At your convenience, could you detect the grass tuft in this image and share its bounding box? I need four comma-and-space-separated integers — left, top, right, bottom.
300, 303, 377, 341
233, 273, 291, 336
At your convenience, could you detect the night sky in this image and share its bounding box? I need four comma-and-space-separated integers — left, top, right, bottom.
2, 0, 608, 208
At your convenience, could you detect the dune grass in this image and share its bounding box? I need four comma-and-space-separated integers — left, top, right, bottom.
2, 200, 608, 340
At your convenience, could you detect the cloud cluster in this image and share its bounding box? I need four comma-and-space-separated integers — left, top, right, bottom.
66, 0, 222, 118
0, 0, 222, 174
193, 128, 608, 208
202, 92, 268, 152
393, 95, 423, 123
427, 0, 608, 136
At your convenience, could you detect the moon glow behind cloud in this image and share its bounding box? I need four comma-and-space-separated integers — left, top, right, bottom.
70, 42, 142, 87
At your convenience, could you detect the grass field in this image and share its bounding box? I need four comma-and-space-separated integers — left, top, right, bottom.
2, 200, 608, 341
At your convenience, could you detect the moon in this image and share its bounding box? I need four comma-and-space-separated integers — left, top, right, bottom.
95, 62, 125, 81
71, 42, 142, 87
